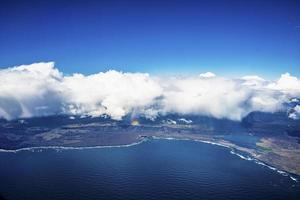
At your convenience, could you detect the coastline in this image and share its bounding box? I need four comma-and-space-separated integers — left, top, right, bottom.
0, 137, 147, 153
152, 136, 299, 182
0, 135, 298, 182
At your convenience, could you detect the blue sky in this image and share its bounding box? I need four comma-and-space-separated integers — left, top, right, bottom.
0, 0, 299, 78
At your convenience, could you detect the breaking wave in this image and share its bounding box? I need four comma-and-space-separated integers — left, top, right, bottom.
0, 139, 147, 153
229, 150, 298, 182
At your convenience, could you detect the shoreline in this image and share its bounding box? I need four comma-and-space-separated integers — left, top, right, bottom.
153, 136, 299, 182
0, 138, 147, 153
0, 136, 298, 182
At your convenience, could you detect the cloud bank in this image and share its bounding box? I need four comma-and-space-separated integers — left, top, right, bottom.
0, 62, 299, 121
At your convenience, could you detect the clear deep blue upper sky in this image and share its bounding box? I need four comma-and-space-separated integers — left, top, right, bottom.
0, 0, 299, 78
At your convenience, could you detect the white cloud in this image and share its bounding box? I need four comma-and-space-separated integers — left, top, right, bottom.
289, 105, 300, 120
199, 72, 216, 78
61, 70, 163, 120
241, 75, 266, 87
267, 73, 300, 96
160, 77, 250, 120
290, 98, 299, 103
0, 62, 63, 119
0, 62, 300, 121
178, 118, 193, 124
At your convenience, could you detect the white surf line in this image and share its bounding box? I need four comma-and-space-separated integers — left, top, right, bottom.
152, 136, 231, 148
0, 138, 147, 153
152, 136, 298, 182
229, 150, 298, 182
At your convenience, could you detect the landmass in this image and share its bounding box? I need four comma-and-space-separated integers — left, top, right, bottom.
0, 112, 300, 177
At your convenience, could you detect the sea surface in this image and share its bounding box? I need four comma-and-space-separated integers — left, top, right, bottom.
0, 139, 299, 200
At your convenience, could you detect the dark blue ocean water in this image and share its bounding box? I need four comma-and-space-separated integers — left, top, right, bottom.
0, 139, 299, 200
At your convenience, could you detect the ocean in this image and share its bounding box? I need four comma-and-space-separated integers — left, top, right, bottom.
0, 139, 299, 200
